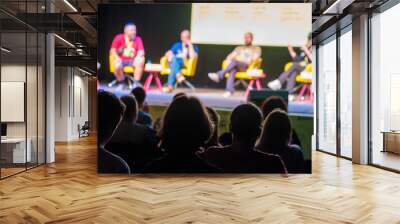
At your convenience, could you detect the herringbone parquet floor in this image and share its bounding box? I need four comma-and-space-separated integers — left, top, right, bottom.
1, 135, 400, 224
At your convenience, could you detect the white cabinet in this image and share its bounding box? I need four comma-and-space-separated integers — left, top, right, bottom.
1, 138, 32, 163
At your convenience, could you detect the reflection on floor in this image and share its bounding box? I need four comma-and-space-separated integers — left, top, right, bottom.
373, 151, 400, 171
0, 167, 25, 178
0, 163, 41, 178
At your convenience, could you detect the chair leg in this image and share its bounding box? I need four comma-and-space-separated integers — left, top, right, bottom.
240, 79, 249, 88
124, 75, 134, 87
234, 79, 241, 87
154, 73, 163, 92
183, 80, 196, 92
234, 79, 248, 88
245, 80, 255, 98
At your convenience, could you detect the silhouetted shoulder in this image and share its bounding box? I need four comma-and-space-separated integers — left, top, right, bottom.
202, 145, 232, 164
288, 144, 304, 159
252, 150, 287, 174
284, 145, 305, 173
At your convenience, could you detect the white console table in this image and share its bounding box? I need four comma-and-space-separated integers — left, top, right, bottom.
1, 138, 31, 163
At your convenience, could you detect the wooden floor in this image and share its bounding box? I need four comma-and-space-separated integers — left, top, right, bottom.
1, 135, 400, 223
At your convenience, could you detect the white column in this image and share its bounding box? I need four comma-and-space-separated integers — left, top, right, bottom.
46, 32, 55, 163
352, 14, 369, 164
45, 0, 56, 163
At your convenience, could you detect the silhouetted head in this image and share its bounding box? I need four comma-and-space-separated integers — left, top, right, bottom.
120, 95, 138, 123
160, 96, 212, 152
124, 22, 137, 40
172, 92, 187, 100
205, 107, 220, 148
261, 96, 288, 119
131, 86, 146, 109
257, 109, 292, 153
98, 91, 125, 146
230, 103, 263, 144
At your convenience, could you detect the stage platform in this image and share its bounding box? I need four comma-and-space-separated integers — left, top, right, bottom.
99, 84, 314, 116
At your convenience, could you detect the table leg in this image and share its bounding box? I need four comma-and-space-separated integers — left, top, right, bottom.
245, 80, 255, 98
145, 73, 153, 91
256, 79, 262, 90
154, 73, 163, 92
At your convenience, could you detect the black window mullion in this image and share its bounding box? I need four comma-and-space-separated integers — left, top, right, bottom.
25, 0, 28, 171
336, 28, 341, 157
367, 11, 373, 165
36, 0, 39, 168
315, 44, 320, 151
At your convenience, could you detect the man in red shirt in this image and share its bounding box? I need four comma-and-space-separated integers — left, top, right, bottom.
109, 22, 145, 88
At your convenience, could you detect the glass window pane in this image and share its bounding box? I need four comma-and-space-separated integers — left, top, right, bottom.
27, 31, 38, 169
339, 28, 352, 158
317, 36, 337, 154
371, 4, 400, 171
1, 31, 28, 177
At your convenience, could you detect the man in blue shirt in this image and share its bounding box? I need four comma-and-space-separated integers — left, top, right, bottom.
163, 30, 199, 93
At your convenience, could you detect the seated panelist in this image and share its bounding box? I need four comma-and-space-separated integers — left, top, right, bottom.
267, 33, 312, 96
208, 32, 261, 97
163, 30, 199, 93
109, 22, 145, 89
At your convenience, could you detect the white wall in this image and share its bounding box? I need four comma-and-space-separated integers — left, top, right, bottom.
55, 67, 89, 141
1, 63, 46, 164
1, 65, 40, 137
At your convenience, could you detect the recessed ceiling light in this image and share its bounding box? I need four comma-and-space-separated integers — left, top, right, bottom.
78, 67, 93, 76
54, 34, 75, 48
63, 0, 78, 12
1, 47, 11, 53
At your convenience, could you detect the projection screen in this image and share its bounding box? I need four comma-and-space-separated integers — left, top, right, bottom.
191, 3, 312, 46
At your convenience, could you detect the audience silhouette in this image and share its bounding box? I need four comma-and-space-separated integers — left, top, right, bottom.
261, 96, 302, 147
145, 96, 218, 173
98, 91, 130, 174
98, 90, 308, 174
202, 103, 287, 173
257, 109, 305, 173
106, 95, 161, 172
